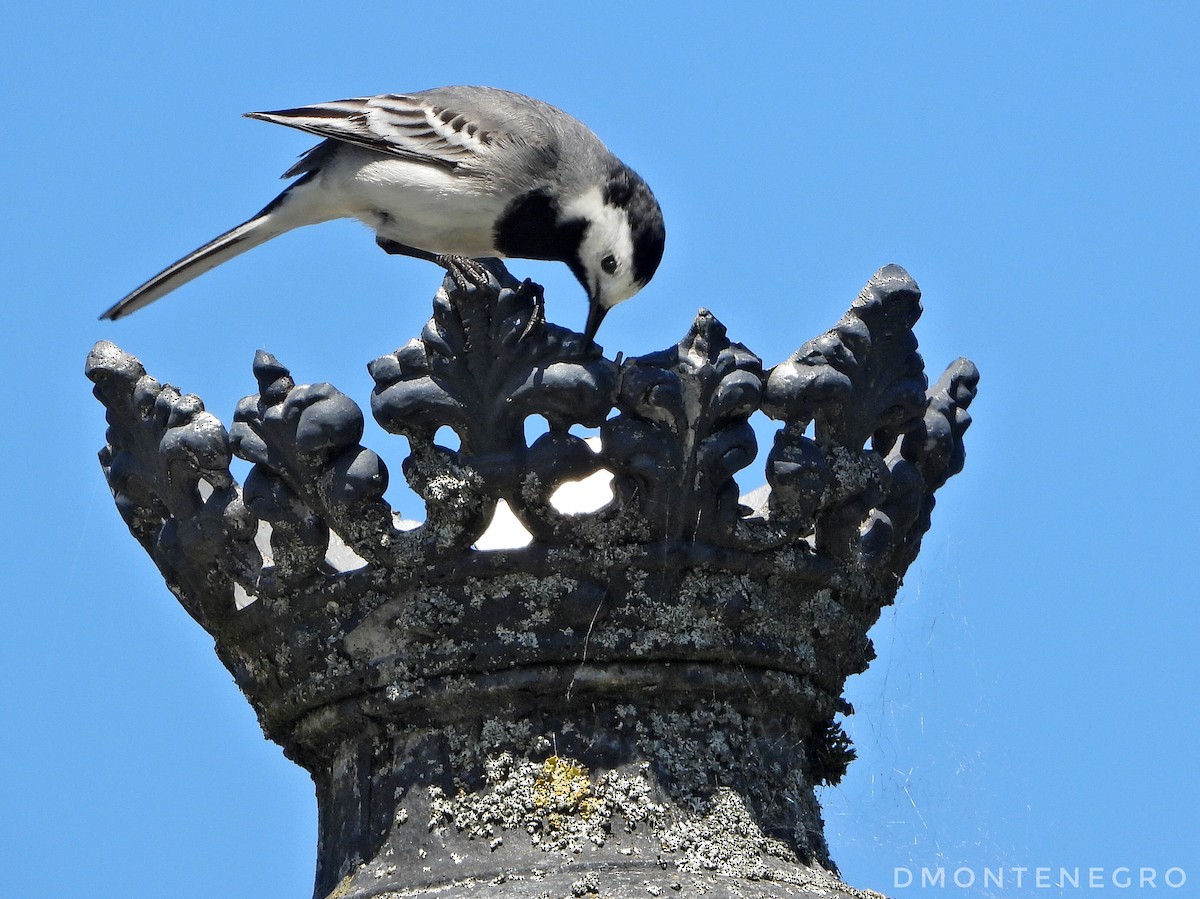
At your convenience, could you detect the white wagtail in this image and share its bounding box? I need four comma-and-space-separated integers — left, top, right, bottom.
100, 86, 666, 343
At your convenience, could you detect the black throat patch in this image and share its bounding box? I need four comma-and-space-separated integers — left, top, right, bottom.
494, 190, 587, 266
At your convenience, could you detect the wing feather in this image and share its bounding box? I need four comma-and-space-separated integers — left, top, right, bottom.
246, 93, 511, 173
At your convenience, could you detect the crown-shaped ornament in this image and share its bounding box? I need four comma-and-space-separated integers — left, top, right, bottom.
88, 262, 977, 899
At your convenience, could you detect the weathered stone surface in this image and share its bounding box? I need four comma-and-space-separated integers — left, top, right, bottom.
88, 262, 976, 899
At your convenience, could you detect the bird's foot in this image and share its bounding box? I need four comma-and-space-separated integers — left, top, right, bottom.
375, 238, 494, 296
434, 254, 493, 295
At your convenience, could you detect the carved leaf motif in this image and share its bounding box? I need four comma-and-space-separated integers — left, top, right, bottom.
86, 341, 258, 631
763, 265, 928, 452
604, 310, 763, 544
866, 357, 979, 575
368, 266, 619, 541
759, 266, 932, 557
370, 267, 616, 453
230, 351, 395, 573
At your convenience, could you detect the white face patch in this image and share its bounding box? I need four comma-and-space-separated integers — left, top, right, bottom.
560, 187, 642, 309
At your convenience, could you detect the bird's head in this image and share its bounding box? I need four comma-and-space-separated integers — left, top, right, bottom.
563, 167, 666, 344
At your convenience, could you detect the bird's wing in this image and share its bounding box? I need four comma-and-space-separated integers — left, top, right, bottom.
246, 91, 549, 175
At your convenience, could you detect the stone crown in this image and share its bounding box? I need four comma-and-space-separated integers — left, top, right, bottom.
87, 262, 977, 788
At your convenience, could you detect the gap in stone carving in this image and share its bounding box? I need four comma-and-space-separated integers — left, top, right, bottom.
549, 466, 614, 515
324, 528, 369, 573
523, 414, 551, 446
377, 431, 426, 529
567, 423, 602, 442
229, 457, 253, 492
473, 499, 534, 551
738, 409, 779, 518
552, 429, 613, 515
434, 424, 461, 452
232, 583, 256, 610
254, 520, 275, 568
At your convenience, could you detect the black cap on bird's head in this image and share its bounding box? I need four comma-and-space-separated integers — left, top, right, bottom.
572, 165, 665, 345
607, 166, 666, 288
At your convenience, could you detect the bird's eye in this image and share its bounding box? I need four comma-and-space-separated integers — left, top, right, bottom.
600, 254, 618, 275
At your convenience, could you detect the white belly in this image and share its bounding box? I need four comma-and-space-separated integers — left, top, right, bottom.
319, 149, 509, 257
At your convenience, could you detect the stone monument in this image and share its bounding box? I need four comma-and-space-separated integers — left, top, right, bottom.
88, 262, 977, 898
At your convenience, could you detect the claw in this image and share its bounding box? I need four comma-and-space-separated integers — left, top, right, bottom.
516, 279, 545, 343
435, 254, 492, 294
373, 240, 492, 294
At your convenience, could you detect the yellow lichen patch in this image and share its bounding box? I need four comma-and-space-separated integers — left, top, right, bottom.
322, 873, 356, 899
532, 756, 606, 824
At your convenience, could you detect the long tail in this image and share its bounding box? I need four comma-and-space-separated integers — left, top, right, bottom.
100, 184, 326, 320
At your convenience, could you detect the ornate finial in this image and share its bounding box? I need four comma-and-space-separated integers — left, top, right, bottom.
88, 263, 976, 898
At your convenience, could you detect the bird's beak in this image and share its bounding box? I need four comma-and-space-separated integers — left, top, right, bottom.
583, 300, 609, 347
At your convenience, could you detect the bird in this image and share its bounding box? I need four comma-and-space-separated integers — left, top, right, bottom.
100, 86, 666, 343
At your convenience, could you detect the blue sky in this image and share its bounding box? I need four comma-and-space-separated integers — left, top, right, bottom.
3, 3, 1197, 897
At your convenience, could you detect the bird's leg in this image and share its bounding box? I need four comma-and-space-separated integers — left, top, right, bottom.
375, 236, 436, 260
375, 237, 492, 293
